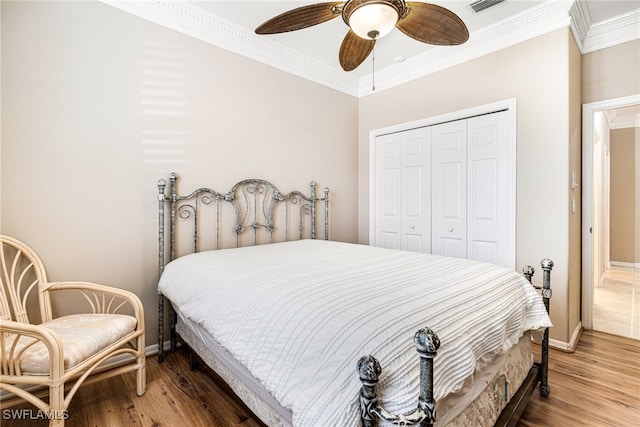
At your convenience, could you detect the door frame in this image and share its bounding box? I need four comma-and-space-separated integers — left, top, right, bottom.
369, 98, 517, 256
581, 94, 640, 329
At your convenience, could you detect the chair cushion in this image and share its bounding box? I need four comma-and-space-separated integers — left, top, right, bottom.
4, 313, 137, 375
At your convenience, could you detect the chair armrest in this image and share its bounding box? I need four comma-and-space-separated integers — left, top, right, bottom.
0, 319, 64, 378
44, 281, 145, 330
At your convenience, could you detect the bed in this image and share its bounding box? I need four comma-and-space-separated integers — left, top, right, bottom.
156, 173, 553, 427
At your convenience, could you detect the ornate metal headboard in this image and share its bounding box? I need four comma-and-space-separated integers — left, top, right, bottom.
156, 172, 330, 360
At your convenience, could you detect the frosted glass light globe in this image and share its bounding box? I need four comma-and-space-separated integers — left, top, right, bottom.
348, 2, 399, 40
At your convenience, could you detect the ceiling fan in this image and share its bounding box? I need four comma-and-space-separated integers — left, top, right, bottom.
255, 0, 469, 72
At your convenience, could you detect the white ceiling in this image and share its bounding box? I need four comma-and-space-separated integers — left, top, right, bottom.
103, 0, 639, 96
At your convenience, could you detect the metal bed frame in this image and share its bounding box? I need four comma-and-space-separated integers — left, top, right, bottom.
156, 172, 552, 427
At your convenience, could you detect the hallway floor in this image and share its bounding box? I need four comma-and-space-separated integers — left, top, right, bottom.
593, 268, 640, 339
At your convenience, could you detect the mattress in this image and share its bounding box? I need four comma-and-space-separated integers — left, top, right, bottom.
158, 240, 551, 426
175, 308, 534, 427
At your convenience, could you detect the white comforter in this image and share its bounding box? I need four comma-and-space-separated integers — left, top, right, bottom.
158, 240, 552, 427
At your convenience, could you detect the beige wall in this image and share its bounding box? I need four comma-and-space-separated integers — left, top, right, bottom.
0, 1, 2, 228
358, 29, 574, 343
568, 35, 582, 345
1, 1, 358, 346
610, 128, 638, 263
582, 40, 640, 104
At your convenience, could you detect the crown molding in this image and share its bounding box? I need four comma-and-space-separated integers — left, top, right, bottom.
100, 0, 638, 98
569, 0, 591, 51
359, 0, 573, 96
605, 109, 640, 129
580, 9, 640, 53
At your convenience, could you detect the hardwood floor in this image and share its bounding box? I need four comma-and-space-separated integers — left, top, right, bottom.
2, 330, 638, 426
519, 331, 639, 427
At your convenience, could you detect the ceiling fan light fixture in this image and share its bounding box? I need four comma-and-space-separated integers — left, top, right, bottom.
346, 1, 399, 40
255, 0, 468, 73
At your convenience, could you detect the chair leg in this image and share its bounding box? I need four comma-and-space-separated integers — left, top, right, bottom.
136, 360, 147, 396
136, 335, 147, 396
48, 383, 65, 427
49, 417, 65, 427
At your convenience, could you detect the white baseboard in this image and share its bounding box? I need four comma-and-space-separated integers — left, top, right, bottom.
146, 340, 176, 357
549, 322, 583, 352
142, 341, 172, 357
610, 261, 640, 271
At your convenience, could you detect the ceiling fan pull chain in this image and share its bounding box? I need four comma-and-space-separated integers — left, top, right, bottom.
372, 45, 376, 91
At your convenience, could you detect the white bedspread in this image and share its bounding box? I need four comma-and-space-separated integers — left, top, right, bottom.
158, 240, 552, 427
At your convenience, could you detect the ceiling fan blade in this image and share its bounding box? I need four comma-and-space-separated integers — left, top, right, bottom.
396, 2, 469, 45
339, 29, 376, 71
255, 2, 343, 34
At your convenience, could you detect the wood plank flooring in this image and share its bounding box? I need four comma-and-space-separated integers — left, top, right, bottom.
2, 330, 638, 426
519, 330, 640, 427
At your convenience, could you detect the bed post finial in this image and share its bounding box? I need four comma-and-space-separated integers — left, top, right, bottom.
414, 328, 440, 425
414, 327, 440, 353
357, 355, 382, 427
522, 265, 534, 283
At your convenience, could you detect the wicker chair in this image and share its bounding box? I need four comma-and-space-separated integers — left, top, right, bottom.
0, 235, 145, 426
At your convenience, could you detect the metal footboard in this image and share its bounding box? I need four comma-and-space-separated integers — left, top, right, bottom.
357, 260, 553, 427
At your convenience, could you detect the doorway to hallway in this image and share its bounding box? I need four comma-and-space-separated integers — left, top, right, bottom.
582, 95, 640, 339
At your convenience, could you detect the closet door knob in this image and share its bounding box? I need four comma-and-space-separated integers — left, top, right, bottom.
449, 227, 454, 232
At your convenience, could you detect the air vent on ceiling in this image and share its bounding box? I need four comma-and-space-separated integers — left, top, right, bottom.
469, 0, 506, 13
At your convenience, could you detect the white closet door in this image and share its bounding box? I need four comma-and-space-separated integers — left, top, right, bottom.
372, 107, 515, 268
431, 120, 467, 258
467, 112, 514, 268
374, 128, 431, 252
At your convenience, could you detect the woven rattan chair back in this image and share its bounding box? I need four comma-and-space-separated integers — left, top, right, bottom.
0, 236, 49, 324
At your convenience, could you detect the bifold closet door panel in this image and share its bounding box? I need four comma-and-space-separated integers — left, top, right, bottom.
374, 128, 431, 252
466, 112, 514, 268
431, 120, 467, 259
